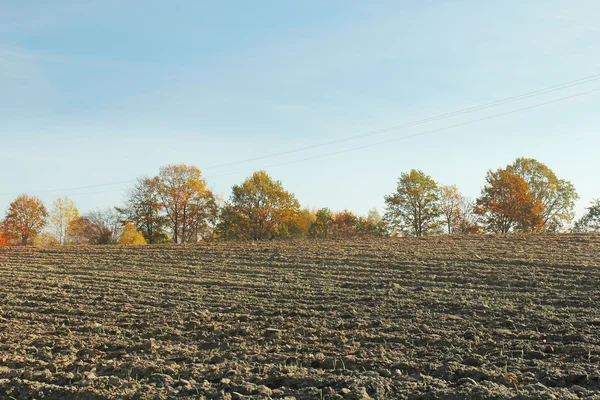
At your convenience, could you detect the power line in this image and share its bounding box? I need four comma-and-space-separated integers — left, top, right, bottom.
44, 85, 600, 196
199, 72, 600, 170
1, 73, 598, 197
199, 86, 600, 180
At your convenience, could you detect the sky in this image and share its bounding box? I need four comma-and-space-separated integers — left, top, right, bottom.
1, 1, 599, 221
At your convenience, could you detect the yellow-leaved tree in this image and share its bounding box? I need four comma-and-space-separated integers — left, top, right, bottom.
50, 197, 79, 244
153, 164, 217, 243
119, 222, 147, 245
216, 171, 301, 240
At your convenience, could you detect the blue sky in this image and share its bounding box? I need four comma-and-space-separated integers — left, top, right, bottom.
1, 1, 599, 220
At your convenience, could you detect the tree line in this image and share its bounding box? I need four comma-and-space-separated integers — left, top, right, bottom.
0, 157, 596, 246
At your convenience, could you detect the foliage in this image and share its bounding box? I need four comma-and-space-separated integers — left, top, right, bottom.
384, 169, 441, 237
455, 197, 481, 234
217, 171, 301, 240
154, 164, 217, 243
573, 199, 600, 232
50, 197, 79, 245
117, 177, 168, 244
33, 232, 60, 247
474, 169, 543, 233
69, 209, 122, 244
119, 222, 147, 245
506, 157, 578, 231
308, 208, 388, 239
439, 185, 463, 234
288, 208, 316, 238
0, 232, 9, 247
308, 208, 334, 238
2, 194, 48, 245
331, 210, 359, 239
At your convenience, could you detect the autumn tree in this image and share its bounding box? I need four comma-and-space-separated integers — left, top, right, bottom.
217, 171, 301, 240
455, 197, 481, 234
119, 222, 147, 245
50, 197, 79, 244
2, 194, 48, 245
573, 199, 600, 232
439, 185, 463, 234
357, 208, 389, 238
384, 169, 441, 237
289, 208, 316, 238
117, 177, 167, 244
154, 164, 217, 243
506, 157, 578, 231
331, 210, 359, 239
474, 169, 543, 233
308, 208, 334, 238
69, 209, 122, 244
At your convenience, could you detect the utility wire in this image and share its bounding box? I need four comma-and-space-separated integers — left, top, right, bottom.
199, 72, 600, 170
1, 73, 599, 197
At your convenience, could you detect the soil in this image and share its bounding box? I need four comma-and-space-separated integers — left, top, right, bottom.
1, 234, 599, 399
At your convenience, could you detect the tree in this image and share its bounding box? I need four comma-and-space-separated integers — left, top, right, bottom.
573, 199, 600, 232
439, 185, 463, 234
289, 208, 316, 238
154, 164, 217, 243
69, 209, 122, 244
359, 208, 389, 238
218, 171, 301, 240
308, 208, 334, 238
455, 197, 481, 234
50, 197, 79, 245
506, 157, 578, 231
117, 177, 167, 244
331, 210, 359, 239
474, 168, 543, 233
2, 194, 48, 245
119, 222, 147, 245
384, 169, 441, 237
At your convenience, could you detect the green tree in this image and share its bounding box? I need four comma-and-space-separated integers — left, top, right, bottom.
217, 171, 301, 240
308, 208, 334, 238
2, 194, 48, 245
573, 199, 600, 232
117, 177, 167, 244
506, 157, 578, 231
384, 169, 441, 236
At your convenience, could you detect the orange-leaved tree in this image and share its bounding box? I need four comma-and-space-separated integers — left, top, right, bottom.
506, 157, 578, 231
474, 168, 543, 233
217, 171, 300, 240
2, 194, 48, 245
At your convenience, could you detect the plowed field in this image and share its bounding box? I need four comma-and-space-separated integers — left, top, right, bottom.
1, 234, 599, 399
